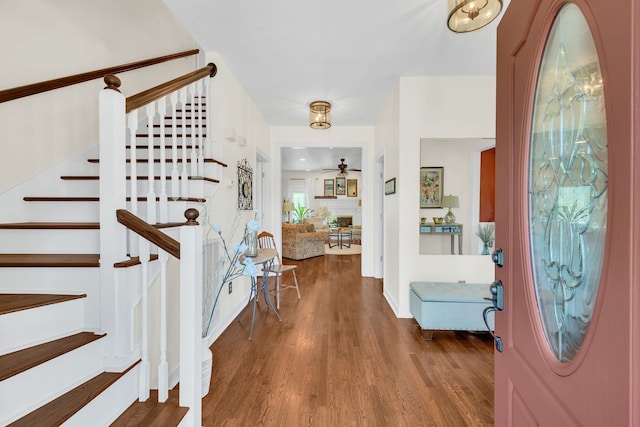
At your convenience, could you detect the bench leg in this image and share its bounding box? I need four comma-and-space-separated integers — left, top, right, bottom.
420, 329, 434, 340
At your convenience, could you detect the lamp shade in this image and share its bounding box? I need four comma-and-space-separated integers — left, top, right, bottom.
442, 195, 459, 208
283, 202, 295, 212
309, 101, 331, 129
447, 0, 503, 33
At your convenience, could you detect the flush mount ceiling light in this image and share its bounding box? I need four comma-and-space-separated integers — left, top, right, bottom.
309, 101, 331, 130
447, 0, 503, 33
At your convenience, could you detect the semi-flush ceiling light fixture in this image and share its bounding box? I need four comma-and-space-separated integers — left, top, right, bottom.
309, 101, 331, 130
447, 0, 503, 33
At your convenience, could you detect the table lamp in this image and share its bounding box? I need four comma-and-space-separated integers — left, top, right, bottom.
442, 195, 459, 224
283, 202, 295, 223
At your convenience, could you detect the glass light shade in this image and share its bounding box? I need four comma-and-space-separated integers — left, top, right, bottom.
447, 0, 503, 33
310, 101, 331, 129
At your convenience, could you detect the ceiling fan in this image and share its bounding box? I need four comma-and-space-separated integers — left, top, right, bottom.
322, 158, 361, 176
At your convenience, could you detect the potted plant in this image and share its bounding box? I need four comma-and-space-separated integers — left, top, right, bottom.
291, 203, 313, 223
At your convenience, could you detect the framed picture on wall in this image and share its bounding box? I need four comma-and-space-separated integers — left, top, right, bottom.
324, 179, 334, 196
385, 178, 396, 195
347, 179, 357, 197
335, 177, 346, 195
420, 167, 443, 208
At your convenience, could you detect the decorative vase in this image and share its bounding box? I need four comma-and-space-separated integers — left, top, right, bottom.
245, 230, 258, 257
202, 341, 213, 398
482, 242, 490, 255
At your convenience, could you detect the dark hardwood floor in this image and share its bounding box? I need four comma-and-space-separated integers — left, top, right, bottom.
203, 253, 494, 426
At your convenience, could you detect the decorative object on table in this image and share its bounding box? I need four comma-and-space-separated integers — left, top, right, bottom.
421, 217, 427, 225
316, 206, 330, 221
291, 203, 313, 223
237, 158, 253, 210
385, 177, 396, 195
282, 200, 295, 223
335, 177, 346, 195
447, 0, 504, 34
442, 195, 459, 224
476, 223, 495, 255
324, 178, 334, 196
347, 179, 357, 197
309, 100, 331, 129
420, 167, 444, 208
433, 217, 444, 224
201, 215, 260, 396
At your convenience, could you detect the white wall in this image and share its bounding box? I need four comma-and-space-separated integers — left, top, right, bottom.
271, 126, 375, 277
0, 0, 198, 193
202, 53, 273, 343
378, 76, 497, 318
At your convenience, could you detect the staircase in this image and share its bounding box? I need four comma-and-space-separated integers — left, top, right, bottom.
0, 78, 225, 425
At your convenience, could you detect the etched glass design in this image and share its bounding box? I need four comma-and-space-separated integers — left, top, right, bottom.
528, 4, 608, 363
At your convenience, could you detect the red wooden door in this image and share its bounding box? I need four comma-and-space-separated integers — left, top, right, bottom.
494, 0, 640, 425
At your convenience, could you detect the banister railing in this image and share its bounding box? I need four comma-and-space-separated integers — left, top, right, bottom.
116, 209, 182, 258
0, 48, 199, 103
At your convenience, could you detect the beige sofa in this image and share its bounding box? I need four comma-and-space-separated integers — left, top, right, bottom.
282, 223, 327, 260
303, 217, 329, 231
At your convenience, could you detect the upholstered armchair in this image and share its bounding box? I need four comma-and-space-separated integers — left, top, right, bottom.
281, 223, 327, 260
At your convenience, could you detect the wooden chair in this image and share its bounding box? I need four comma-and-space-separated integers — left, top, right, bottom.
257, 231, 300, 309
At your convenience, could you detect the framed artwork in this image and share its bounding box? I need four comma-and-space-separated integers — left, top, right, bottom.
335, 177, 346, 195
237, 158, 253, 210
347, 179, 358, 197
385, 178, 396, 195
324, 179, 334, 196
420, 167, 443, 208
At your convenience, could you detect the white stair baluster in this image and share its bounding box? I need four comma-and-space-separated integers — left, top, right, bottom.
127, 110, 140, 258
157, 97, 168, 223
179, 88, 189, 198
170, 92, 179, 200
189, 82, 198, 178
145, 103, 157, 225
197, 80, 205, 177
138, 236, 151, 401
157, 249, 169, 402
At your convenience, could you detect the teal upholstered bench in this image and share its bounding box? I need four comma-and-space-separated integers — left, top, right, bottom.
409, 281, 494, 340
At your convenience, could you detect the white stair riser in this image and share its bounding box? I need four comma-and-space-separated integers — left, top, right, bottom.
0, 268, 98, 294
62, 179, 219, 200
0, 298, 87, 355
0, 229, 99, 253
0, 338, 105, 426
63, 364, 140, 427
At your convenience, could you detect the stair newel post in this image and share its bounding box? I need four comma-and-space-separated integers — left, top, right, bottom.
179, 87, 189, 199
99, 75, 129, 357
138, 235, 151, 401
189, 82, 198, 178
127, 110, 140, 259
145, 103, 157, 225
157, 96, 169, 224
179, 208, 203, 426
157, 248, 169, 402
170, 92, 180, 200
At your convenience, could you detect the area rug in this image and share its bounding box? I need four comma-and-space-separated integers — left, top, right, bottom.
324, 244, 361, 255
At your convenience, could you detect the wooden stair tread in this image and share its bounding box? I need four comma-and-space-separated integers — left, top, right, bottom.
0, 222, 99, 229
0, 293, 86, 315
0, 253, 100, 267
111, 389, 187, 427
87, 158, 228, 167
0, 331, 102, 381
9, 363, 138, 427
60, 175, 221, 184
23, 196, 206, 203
114, 254, 159, 268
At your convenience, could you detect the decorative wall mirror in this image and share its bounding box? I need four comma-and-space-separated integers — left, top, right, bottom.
237, 158, 253, 210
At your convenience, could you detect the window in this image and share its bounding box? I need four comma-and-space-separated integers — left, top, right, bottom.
288, 179, 307, 209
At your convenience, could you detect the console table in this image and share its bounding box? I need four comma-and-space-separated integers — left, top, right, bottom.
419, 223, 463, 255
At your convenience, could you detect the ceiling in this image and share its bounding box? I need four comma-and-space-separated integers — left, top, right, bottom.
162, 0, 509, 171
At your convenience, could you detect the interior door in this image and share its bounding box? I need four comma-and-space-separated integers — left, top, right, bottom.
495, 0, 639, 425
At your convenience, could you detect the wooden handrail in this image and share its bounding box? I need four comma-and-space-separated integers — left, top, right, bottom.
0, 49, 199, 104
116, 209, 181, 259
125, 63, 217, 113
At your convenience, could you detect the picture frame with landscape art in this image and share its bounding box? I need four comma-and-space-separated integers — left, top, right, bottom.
335, 177, 346, 195
324, 179, 334, 196
420, 167, 443, 208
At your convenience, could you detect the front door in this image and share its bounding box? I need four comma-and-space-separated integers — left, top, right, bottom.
495, 0, 639, 424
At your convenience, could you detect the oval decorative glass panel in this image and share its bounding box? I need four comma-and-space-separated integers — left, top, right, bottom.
528, 4, 608, 363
